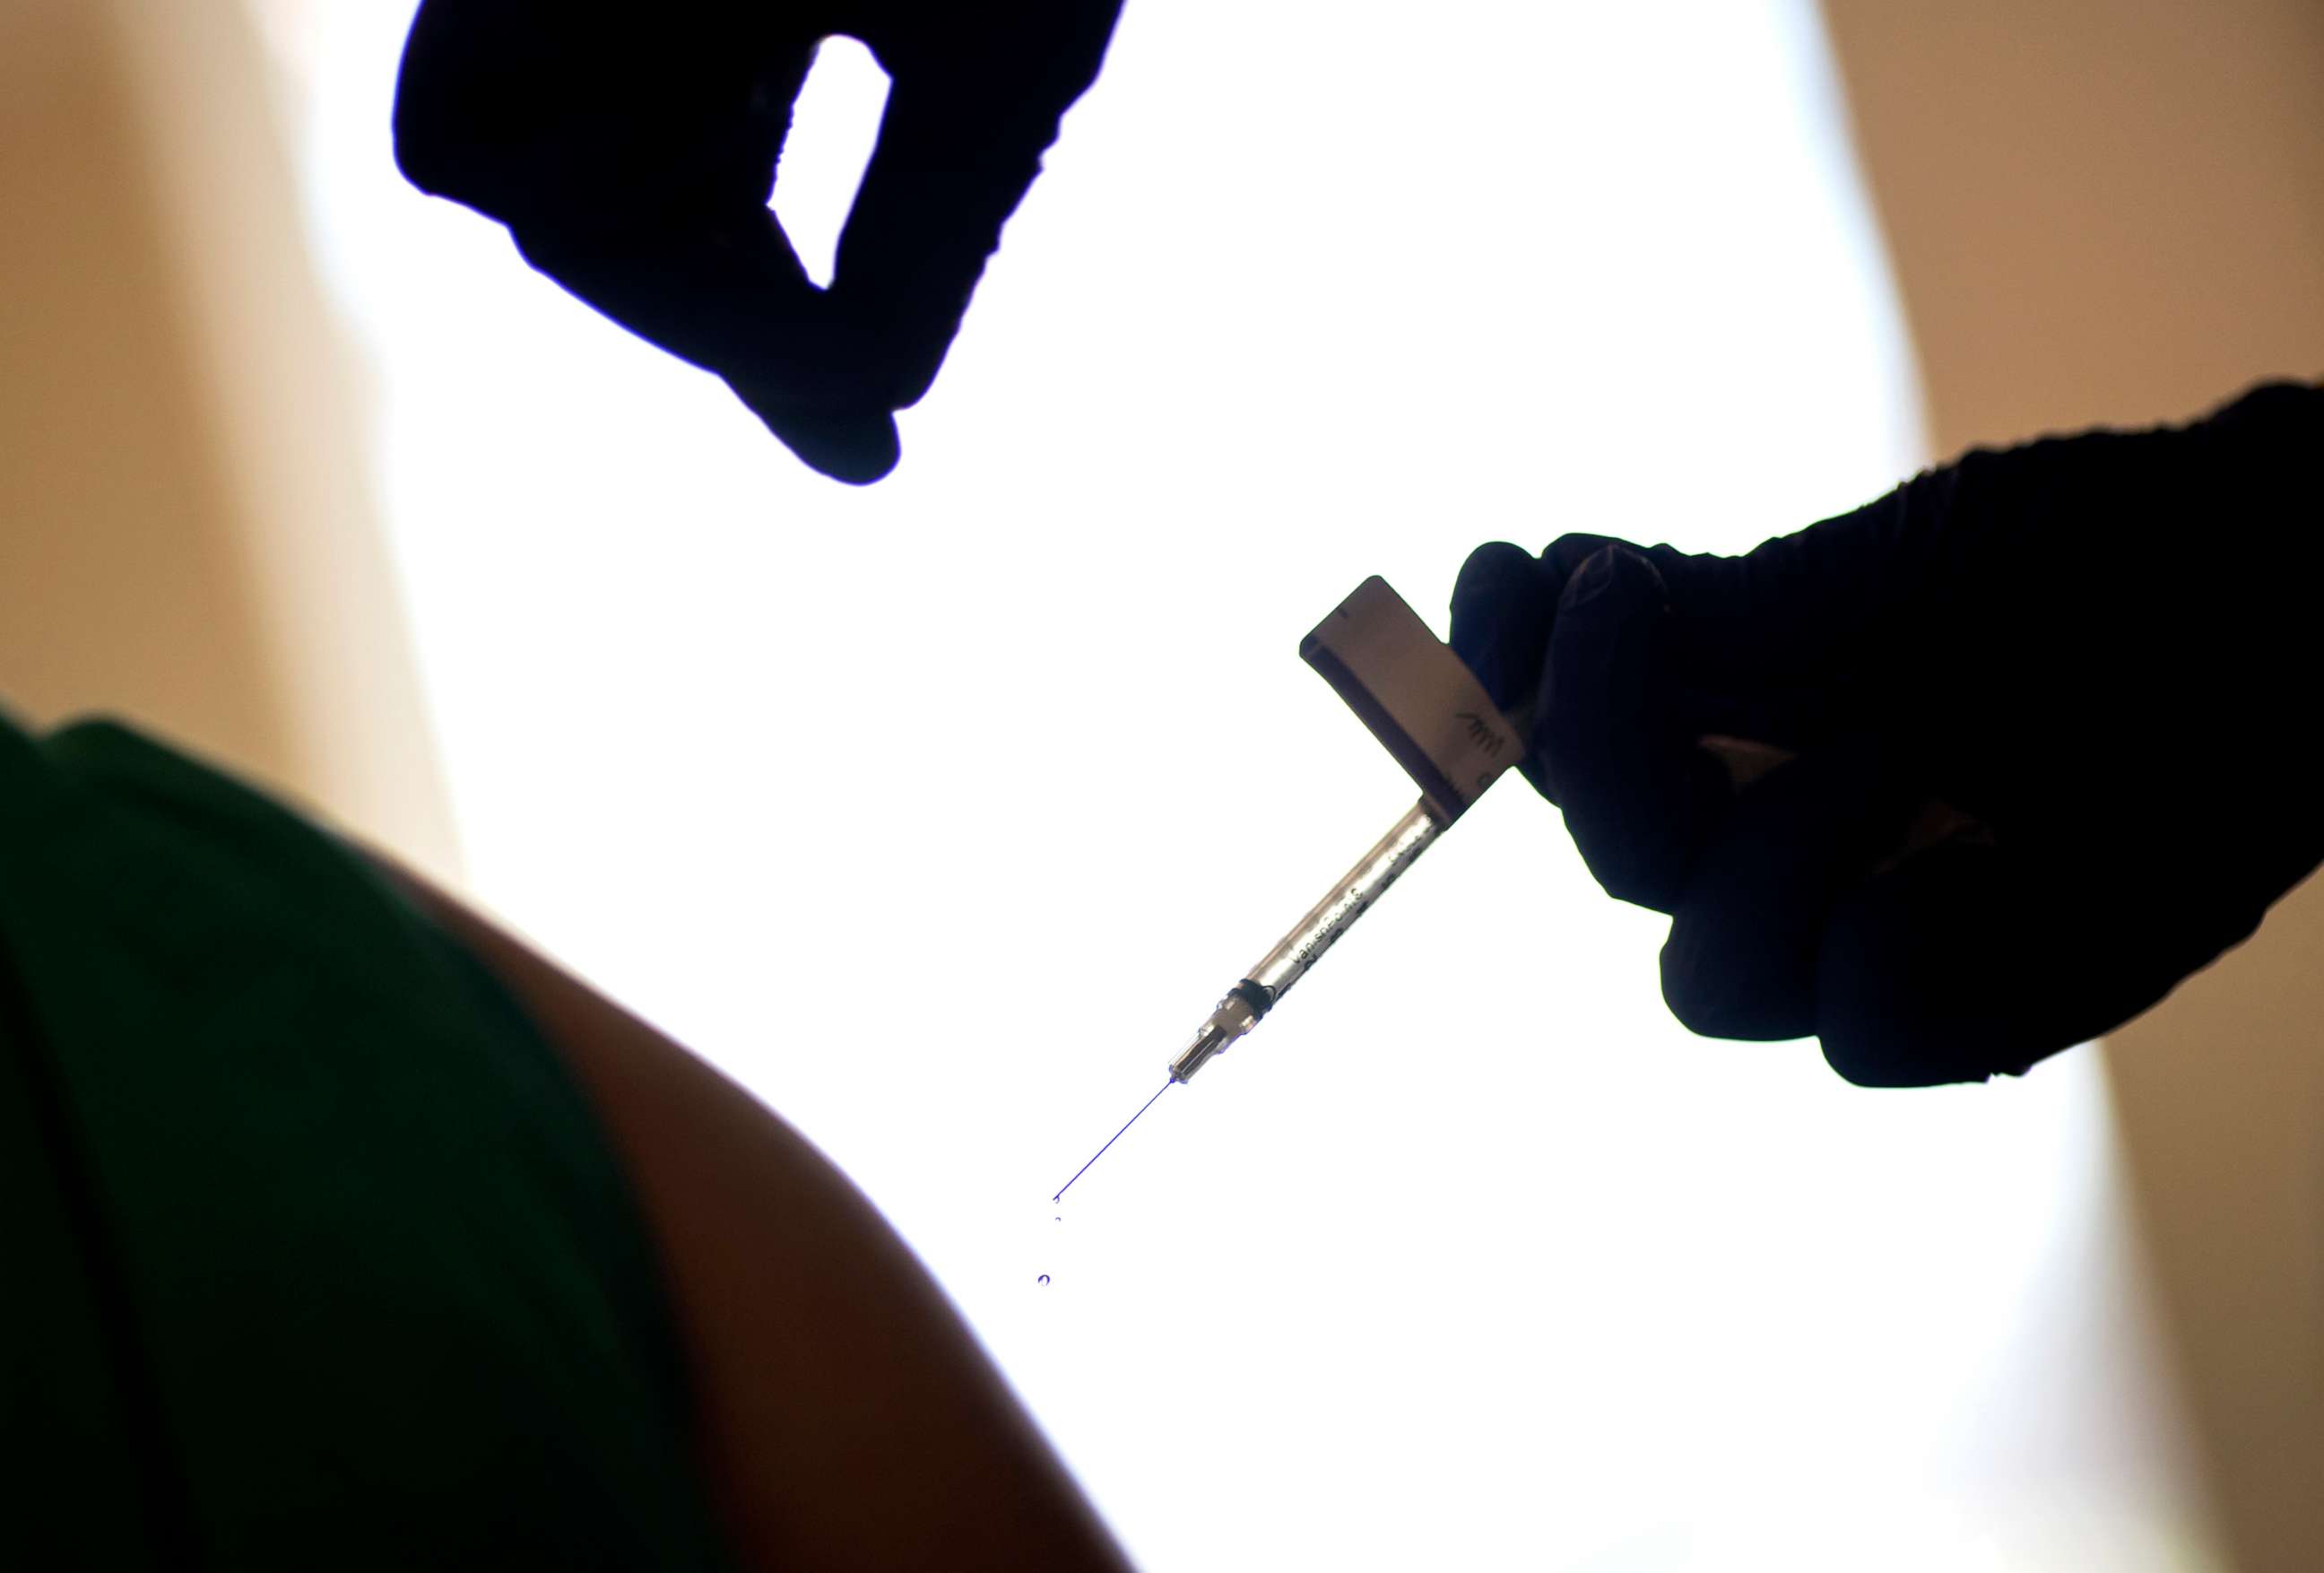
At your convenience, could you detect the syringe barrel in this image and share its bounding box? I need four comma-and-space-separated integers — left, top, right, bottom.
1242, 799, 1444, 1007
1169, 798, 1446, 1085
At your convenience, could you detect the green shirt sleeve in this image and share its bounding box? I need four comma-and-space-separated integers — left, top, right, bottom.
0, 713, 734, 1571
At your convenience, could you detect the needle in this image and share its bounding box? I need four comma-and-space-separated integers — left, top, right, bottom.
1053, 1080, 1172, 1203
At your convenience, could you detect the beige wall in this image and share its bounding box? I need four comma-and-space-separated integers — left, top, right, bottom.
1817, 4, 2324, 1568
0, 0, 456, 880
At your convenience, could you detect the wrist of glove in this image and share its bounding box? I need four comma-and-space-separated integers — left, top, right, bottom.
1450, 379, 2324, 1086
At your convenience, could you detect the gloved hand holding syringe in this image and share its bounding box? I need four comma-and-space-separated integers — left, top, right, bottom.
1049, 569, 1880, 1203
1061, 381, 2324, 1202
1062, 430, 2280, 1202
1052, 576, 1537, 1202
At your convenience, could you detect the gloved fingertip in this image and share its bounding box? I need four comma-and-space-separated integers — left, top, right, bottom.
1544, 533, 1628, 578
816, 435, 903, 486
1557, 543, 1664, 618
1449, 542, 1559, 713
746, 397, 902, 484
1449, 542, 1542, 625
1816, 843, 2017, 1087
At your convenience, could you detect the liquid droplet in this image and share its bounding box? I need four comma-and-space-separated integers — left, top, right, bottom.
1037, 1274, 1051, 1285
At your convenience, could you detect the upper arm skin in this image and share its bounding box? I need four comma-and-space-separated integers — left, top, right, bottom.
386, 867, 1132, 1573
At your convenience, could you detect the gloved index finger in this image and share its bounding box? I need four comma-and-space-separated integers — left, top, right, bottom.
512, 205, 908, 482
831, 1, 1123, 412
1448, 542, 1566, 716
1536, 545, 1731, 914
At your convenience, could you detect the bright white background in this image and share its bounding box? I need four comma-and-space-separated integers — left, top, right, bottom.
258, 3, 2213, 1567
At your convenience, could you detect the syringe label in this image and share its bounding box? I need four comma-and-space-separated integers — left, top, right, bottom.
1301, 577, 1522, 821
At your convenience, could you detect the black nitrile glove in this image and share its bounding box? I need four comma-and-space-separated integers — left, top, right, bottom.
394, 0, 1121, 483
1449, 380, 2324, 1087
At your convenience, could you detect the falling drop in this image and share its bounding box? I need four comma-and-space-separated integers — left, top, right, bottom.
1037, 1274, 1051, 1285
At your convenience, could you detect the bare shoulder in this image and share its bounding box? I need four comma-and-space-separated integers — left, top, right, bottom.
377, 860, 1132, 1573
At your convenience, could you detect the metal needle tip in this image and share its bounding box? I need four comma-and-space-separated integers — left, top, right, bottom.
1053, 1080, 1172, 1203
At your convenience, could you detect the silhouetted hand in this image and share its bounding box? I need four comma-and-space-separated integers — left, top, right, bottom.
394, 0, 1122, 483
1449, 380, 2323, 1086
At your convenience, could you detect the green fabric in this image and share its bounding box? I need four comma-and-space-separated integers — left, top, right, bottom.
0, 714, 733, 1570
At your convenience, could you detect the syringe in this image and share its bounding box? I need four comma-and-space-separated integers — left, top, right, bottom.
1050, 800, 1446, 1202
1052, 576, 1522, 1203
1166, 799, 1443, 1083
